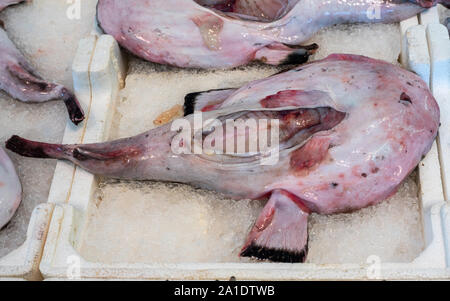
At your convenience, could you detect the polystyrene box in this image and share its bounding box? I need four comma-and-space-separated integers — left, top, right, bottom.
32, 9, 450, 280
0, 33, 99, 281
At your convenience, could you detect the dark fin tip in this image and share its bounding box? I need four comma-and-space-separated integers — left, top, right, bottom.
1, 221, 11, 231
302, 43, 319, 51
184, 92, 199, 116
281, 43, 319, 66
240, 243, 308, 263
61, 89, 85, 125
5, 135, 50, 159
184, 88, 233, 116
280, 52, 309, 66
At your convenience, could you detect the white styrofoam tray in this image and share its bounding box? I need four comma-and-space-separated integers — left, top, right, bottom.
37, 8, 450, 280
0, 31, 102, 281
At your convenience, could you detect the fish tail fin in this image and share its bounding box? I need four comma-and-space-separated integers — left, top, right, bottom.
5, 135, 71, 160
240, 190, 310, 263
254, 43, 318, 66
6, 63, 85, 125
60, 88, 85, 125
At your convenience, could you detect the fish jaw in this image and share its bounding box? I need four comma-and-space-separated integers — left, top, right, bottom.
240, 190, 310, 262
0, 147, 22, 229
0, 27, 85, 124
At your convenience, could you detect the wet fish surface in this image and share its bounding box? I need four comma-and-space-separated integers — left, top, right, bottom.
97, 0, 449, 68
0, 0, 84, 125
6, 54, 440, 262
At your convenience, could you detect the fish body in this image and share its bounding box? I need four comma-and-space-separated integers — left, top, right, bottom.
0, 0, 84, 124
97, 0, 448, 68
0, 147, 21, 229
6, 54, 440, 261
212, 0, 449, 21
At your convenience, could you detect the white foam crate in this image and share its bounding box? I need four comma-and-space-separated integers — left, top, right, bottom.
38, 12, 450, 280
0, 204, 54, 280
0, 32, 99, 280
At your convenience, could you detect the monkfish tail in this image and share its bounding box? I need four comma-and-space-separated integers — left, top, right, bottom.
5, 135, 70, 160
1, 60, 85, 125
5, 134, 153, 179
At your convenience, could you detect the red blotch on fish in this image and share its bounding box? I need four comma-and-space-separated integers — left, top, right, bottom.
261, 90, 327, 108
290, 136, 331, 172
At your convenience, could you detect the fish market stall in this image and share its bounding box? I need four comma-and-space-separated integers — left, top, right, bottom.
0, 1, 448, 281
0, 0, 98, 280
34, 3, 450, 280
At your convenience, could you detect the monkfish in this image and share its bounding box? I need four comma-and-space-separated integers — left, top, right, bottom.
0, 147, 21, 230
0, 0, 84, 125
5, 54, 440, 262
97, 0, 450, 68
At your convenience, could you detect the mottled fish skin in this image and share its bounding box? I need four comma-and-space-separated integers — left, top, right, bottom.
5, 54, 440, 261
0, 0, 85, 125
0, 147, 21, 230
97, 0, 446, 68
6, 54, 440, 213
228, 0, 450, 20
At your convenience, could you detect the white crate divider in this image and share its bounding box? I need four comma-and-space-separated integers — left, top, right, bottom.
0, 34, 98, 280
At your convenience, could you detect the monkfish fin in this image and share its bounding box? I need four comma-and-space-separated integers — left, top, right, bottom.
6, 135, 144, 177
184, 88, 237, 115
254, 43, 318, 66
240, 190, 310, 263
6, 64, 85, 125
6, 135, 140, 163
60, 88, 85, 125
5, 135, 68, 159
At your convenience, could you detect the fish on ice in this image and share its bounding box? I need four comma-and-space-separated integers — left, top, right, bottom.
97, 0, 449, 68
5, 54, 440, 262
0, 0, 85, 125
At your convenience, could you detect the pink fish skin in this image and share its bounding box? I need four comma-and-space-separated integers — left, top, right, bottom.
97, 0, 447, 69
220, 0, 450, 21
0, 147, 21, 229
6, 54, 440, 262
0, 0, 85, 125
